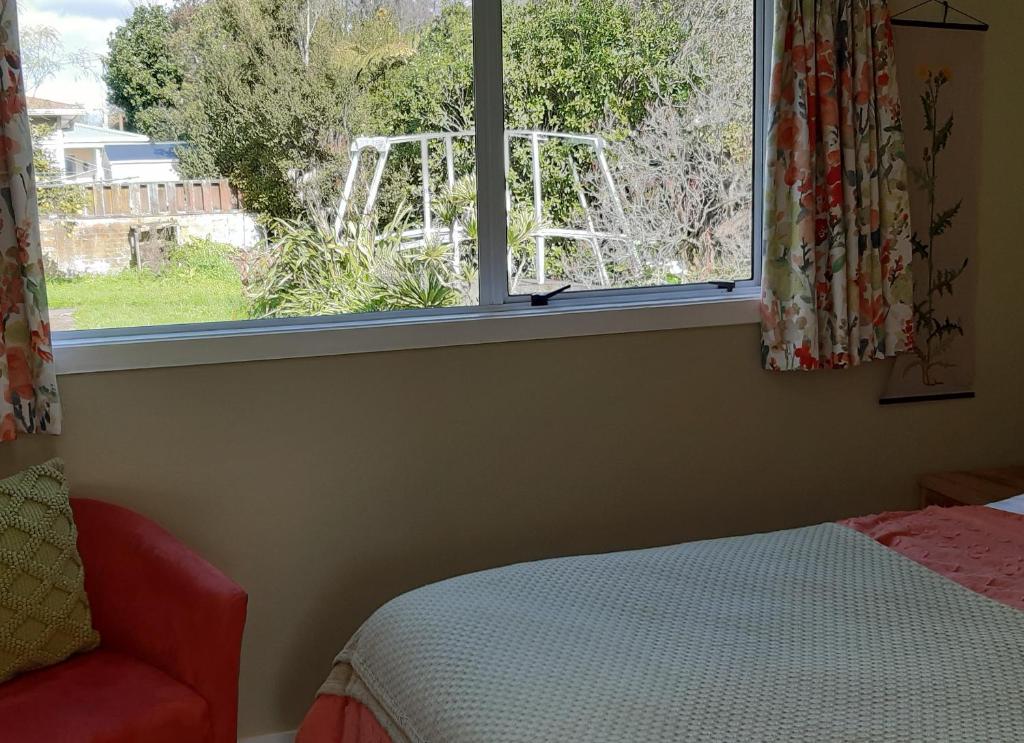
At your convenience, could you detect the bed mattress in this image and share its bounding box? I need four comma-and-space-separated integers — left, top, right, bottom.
294, 505, 1024, 743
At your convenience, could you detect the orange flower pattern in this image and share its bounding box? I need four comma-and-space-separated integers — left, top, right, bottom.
0, 1, 61, 437
761, 0, 914, 370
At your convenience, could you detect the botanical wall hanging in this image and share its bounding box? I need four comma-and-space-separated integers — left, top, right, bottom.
882, 1, 986, 403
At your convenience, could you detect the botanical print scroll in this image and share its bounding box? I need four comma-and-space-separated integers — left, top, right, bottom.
882, 25, 984, 402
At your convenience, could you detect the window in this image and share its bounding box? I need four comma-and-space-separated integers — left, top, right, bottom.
24, 0, 766, 363
496, 0, 758, 301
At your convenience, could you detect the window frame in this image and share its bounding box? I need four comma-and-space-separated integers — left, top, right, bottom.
51, 0, 772, 374
472, 0, 769, 308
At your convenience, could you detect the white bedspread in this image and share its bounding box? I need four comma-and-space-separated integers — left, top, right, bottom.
321, 523, 1024, 742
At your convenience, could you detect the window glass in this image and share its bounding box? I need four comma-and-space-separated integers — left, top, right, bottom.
23, 0, 479, 332
22, 0, 757, 335
501, 0, 755, 296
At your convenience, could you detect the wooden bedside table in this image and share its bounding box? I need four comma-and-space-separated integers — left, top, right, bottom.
920, 466, 1024, 508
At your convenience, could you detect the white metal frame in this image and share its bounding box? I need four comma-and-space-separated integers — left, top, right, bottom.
52, 0, 772, 372
336, 128, 629, 287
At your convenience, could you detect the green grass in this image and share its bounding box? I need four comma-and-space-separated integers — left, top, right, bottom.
47, 240, 248, 331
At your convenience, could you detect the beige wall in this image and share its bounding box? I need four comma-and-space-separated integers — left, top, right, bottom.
3, 0, 1022, 736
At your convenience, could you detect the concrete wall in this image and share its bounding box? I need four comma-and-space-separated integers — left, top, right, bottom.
40, 213, 261, 276
176, 213, 263, 252
3, 0, 1020, 737
40, 218, 135, 275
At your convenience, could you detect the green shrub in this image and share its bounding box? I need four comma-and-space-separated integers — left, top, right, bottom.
245, 210, 472, 319
165, 238, 240, 281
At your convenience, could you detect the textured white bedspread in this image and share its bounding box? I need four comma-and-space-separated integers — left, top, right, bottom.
321, 523, 1024, 742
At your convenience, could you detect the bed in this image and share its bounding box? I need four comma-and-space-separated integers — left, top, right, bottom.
297, 501, 1024, 743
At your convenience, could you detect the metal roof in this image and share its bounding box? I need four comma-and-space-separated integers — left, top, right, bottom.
62, 124, 150, 145
105, 143, 184, 162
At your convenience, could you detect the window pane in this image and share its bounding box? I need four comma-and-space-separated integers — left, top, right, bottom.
501, 0, 755, 295
23, 1, 478, 332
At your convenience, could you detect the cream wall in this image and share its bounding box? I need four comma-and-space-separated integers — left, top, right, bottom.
3, 0, 1022, 736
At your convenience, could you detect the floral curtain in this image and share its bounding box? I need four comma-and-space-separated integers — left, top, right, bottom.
760, 0, 915, 371
0, 0, 61, 439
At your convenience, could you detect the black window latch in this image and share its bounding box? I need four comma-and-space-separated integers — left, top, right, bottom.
710, 281, 736, 293
531, 284, 572, 306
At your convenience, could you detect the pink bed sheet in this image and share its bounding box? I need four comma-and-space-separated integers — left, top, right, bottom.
297, 505, 1024, 743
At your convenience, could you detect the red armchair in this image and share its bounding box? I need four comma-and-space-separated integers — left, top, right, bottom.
0, 498, 248, 743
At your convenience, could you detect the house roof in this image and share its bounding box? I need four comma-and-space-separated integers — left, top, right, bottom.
27, 96, 86, 113
105, 142, 184, 163
62, 124, 150, 146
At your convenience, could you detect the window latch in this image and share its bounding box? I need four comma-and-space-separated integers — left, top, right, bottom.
531, 284, 572, 307
710, 281, 736, 293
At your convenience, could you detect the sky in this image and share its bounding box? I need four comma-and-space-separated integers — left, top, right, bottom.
18, 0, 173, 110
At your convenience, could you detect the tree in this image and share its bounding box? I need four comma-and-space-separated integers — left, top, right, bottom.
586, 0, 755, 286
164, 0, 687, 223
175, 0, 357, 218
21, 26, 63, 96
104, 5, 185, 138
365, 0, 684, 141
21, 25, 96, 97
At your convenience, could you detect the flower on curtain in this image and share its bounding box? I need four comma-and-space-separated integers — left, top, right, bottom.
0, 0, 61, 438
761, 0, 915, 371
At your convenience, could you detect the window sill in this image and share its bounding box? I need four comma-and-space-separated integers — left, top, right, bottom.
52, 292, 760, 375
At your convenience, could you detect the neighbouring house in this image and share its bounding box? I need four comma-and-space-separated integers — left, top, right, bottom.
29, 97, 185, 184
105, 143, 184, 183
28, 97, 260, 276
25, 96, 84, 129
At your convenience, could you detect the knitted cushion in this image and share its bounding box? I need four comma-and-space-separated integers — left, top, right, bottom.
0, 459, 99, 683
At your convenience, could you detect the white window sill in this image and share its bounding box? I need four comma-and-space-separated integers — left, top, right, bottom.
52, 292, 760, 375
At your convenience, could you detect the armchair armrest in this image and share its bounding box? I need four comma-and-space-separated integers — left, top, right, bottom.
71, 498, 248, 743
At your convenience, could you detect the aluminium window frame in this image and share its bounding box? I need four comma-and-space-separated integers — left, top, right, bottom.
52, 0, 772, 374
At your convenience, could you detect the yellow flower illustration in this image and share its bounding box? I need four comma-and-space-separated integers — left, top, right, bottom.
916, 64, 931, 81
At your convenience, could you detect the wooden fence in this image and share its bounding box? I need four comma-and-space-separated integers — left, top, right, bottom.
79, 179, 243, 218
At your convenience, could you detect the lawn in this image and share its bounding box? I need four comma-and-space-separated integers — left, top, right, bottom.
47, 240, 249, 331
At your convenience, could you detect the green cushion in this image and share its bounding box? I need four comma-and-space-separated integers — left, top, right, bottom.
0, 459, 99, 683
